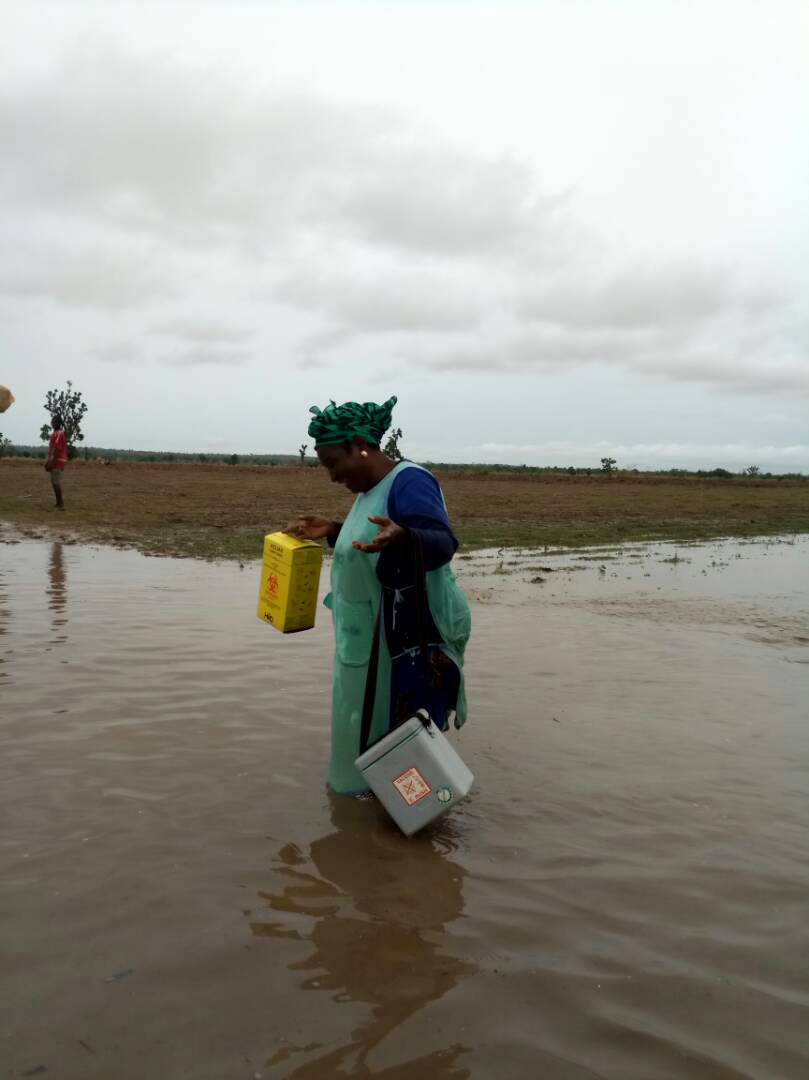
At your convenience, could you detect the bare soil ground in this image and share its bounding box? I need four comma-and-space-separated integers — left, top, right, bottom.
1, 457, 807, 560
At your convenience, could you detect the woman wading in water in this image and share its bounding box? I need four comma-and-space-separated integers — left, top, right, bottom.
285, 396, 471, 796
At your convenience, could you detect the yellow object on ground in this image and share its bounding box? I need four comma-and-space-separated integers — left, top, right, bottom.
0, 385, 14, 413
257, 532, 323, 633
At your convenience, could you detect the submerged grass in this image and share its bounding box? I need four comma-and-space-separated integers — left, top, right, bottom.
1, 458, 808, 561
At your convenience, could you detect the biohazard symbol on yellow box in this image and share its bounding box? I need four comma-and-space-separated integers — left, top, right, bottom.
256, 532, 323, 634
393, 766, 432, 806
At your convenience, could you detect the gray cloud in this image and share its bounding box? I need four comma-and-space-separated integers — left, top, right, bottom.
417, 319, 809, 398
635, 349, 809, 397
338, 153, 567, 259
1, 41, 805, 404
0, 46, 261, 243
517, 261, 747, 329
295, 352, 331, 370
412, 322, 685, 374
151, 319, 254, 344
0, 43, 564, 265
0, 250, 171, 310
276, 266, 487, 355
418, 331, 590, 374
91, 343, 140, 364
160, 347, 250, 368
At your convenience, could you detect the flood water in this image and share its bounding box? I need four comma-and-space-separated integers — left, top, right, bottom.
1, 530, 808, 1079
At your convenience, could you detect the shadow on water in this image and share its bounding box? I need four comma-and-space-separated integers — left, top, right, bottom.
250, 792, 474, 1078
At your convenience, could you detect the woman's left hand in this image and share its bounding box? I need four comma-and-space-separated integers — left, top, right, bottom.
352, 515, 407, 554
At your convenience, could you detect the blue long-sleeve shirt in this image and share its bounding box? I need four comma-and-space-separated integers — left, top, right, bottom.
381, 464, 458, 574
329, 464, 462, 731
329, 464, 458, 578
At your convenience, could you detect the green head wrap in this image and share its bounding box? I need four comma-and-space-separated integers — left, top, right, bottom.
308, 395, 397, 447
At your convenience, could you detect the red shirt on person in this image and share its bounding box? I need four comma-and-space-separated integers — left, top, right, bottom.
48, 429, 67, 470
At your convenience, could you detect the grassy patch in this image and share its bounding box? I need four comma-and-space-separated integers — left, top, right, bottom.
1, 458, 807, 560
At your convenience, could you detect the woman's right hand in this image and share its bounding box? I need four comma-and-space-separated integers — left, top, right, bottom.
283, 514, 334, 542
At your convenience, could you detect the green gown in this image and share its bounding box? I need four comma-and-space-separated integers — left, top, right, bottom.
324, 462, 471, 794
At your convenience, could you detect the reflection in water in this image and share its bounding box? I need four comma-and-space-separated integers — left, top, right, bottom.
251, 794, 474, 1078
0, 563, 8, 685
47, 542, 68, 644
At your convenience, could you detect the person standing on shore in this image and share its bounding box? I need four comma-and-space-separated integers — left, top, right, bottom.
44, 413, 67, 511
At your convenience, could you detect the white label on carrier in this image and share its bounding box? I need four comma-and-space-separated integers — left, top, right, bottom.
393, 767, 432, 806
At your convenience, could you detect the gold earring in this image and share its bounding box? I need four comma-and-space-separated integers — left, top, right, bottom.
360, 450, 368, 458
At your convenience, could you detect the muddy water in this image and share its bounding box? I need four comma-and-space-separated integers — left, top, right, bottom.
1, 532, 808, 1080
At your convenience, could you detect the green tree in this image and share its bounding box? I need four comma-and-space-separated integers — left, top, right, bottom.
298, 443, 308, 464
383, 427, 404, 461
38, 380, 88, 458
745, 465, 760, 476
600, 456, 617, 476
0, 433, 11, 457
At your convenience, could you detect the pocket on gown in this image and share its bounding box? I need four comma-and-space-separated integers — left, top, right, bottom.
334, 597, 375, 666
436, 583, 472, 653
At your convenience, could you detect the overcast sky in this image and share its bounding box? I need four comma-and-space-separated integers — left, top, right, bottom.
1, 0, 807, 471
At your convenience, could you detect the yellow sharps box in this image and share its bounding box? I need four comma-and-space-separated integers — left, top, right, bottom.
257, 532, 324, 633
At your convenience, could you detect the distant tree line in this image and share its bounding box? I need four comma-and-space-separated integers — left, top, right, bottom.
6, 444, 317, 466
421, 461, 807, 481
10, 381, 801, 479
2, 443, 805, 479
